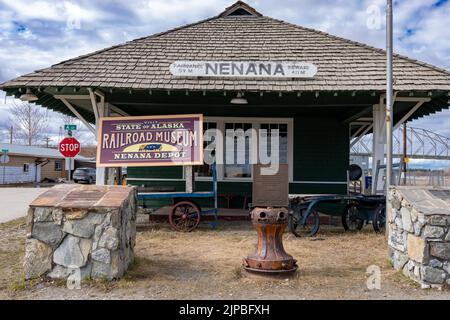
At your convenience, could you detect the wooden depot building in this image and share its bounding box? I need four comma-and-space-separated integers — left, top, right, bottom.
1, 1, 450, 208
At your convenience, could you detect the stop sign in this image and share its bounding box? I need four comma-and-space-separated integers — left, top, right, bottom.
59, 137, 81, 158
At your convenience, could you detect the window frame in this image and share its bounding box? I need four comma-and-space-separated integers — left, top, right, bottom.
190, 117, 294, 182
54, 160, 62, 171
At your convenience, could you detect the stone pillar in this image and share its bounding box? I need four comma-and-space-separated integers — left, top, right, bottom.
388, 186, 450, 289
24, 184, 137, 281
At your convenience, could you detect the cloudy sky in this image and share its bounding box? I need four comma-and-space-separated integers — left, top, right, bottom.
0, 0, 449, 166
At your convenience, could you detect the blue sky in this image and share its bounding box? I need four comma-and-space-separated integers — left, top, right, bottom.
0, 0, 449, 165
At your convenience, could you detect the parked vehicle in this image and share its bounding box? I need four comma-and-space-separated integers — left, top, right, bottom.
73, 167, 96, 184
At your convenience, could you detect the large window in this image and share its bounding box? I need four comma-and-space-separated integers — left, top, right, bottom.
259, 123, 288, 164
224, 122, 253, 178
189, 117, 293, 182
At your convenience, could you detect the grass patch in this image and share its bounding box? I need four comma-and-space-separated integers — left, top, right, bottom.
231, 266, 243, 280
0, 217, 27, 230
83, 277, 118, 292
8, 275, 42, 293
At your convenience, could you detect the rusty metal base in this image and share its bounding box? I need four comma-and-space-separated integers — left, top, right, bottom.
244, 265, 298, 274
244, 265, 298, 280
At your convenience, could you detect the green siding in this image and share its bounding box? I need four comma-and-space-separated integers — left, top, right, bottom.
128, 166, 183, 179
293, 116, 349, 187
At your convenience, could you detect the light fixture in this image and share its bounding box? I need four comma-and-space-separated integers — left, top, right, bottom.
230, 92, 248, 105
19, 88, 38, 102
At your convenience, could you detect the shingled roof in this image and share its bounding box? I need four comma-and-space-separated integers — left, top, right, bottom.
1, 1, 450, 92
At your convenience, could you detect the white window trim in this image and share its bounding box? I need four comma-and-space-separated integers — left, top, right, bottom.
190, 116, 294, 183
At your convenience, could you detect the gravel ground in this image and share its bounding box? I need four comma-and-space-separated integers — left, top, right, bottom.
1, 216, 449, 300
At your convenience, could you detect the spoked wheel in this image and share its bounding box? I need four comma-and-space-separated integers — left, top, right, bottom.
288, 209, 320, 237
342, 204, 364, 231
169, 201, 201, 232
372, 205, 386, 233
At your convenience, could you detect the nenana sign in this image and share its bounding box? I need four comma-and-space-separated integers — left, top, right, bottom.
169, 61, 317, 78
96, 114, 203, 167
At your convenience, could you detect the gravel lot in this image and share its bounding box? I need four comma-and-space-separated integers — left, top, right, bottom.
1, 217, 449, 300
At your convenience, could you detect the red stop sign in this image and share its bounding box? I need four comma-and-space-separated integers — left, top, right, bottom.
59, 137, 81, 158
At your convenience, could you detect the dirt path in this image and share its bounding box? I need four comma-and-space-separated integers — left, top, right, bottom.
1, 218, 449, 300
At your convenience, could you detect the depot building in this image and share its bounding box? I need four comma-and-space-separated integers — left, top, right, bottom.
1, 1, 450, 208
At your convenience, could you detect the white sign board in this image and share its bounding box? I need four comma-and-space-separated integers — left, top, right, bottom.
169, 61, 317, 78
65, 157, 74, 169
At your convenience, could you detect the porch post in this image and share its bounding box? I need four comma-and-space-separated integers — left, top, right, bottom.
185, 166, 195, 193
371, 100, 386, 194
91, 89, 109, 186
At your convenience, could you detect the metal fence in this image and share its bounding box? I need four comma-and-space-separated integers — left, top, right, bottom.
351, 126, 450, 160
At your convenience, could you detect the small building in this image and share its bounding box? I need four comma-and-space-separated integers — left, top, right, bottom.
1, 2, 449, 206
0, 143, 92, 184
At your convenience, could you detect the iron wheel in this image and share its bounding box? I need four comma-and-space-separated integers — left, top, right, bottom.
342, 204, 364, 231
169, 201, 201, 232
372, 205, 386, 233
288, 208, 320, 237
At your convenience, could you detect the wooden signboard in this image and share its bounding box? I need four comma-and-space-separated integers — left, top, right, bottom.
252, 164, 289, 207
96, 114, 203, 167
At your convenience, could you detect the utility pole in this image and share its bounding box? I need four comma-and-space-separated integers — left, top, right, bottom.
386, 0, 394, 237
43, 137, 51, 148
9, 126, 13, 144
386, 0, 394, 190
403, 123, 407, 185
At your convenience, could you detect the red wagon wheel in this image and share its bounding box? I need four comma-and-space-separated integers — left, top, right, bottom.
169, 201, 201, 232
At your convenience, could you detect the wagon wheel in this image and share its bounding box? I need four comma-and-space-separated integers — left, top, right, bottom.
288, 208, 320, 237
372, 205, 386, 233
342, 204, 364, 231
169, 201, 201, 232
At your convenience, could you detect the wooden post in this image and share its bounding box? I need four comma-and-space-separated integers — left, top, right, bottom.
185, 165, 195, 193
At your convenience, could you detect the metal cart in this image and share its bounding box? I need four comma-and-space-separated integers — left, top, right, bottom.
137, 162, 218, 232
288, 193, 386, 237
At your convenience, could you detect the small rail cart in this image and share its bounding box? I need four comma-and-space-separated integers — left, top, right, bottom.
137, 162, 218, 232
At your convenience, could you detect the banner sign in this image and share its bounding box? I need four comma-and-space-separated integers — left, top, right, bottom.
96, 114, 203, 167
169, 61, 317, 78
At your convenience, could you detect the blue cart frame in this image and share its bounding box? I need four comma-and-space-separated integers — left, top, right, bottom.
288, 194, 386, 237
137, 162, 218, 231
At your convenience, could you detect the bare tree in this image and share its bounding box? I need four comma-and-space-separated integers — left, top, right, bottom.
59, 113, 80, 126
9, 101, 49, 146
57, 112, 96, 146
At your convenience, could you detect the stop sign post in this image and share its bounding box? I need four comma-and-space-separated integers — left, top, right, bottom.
59, 137, 80, 181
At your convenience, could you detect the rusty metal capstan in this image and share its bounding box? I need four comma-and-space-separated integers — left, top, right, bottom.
244, 207, 298, 275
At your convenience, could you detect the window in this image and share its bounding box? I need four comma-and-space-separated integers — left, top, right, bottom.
194, 122, 217, 178
55, 160, 62, 171
259, 123, 288, 164
23, 163, 30, 173
188, 117, 293, 182
224, 122, 253, 179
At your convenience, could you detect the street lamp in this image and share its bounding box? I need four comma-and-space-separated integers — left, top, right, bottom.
230, 92, 248, 104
